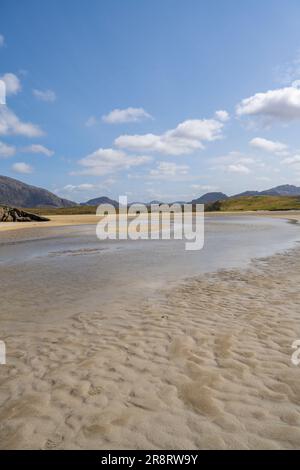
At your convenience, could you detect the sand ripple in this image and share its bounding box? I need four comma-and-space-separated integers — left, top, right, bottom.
1, 249, 300, 449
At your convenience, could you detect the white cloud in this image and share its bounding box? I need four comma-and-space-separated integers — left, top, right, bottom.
212, 151, 255, 166
0, 106, 44, 137
0, 73, 21, 95
33, 89, 56, 102
212, 151, 256, 175
0, 34, 4, 47
282, 155, 300, 166
76, 148, 152, 176
12, 162, 33, 174
250, 137, 288, 155
215, 110, 229, 122
102, 107, 152, 124
227, 163, 251, 174
236, 85, 300, 122
63, 183, 96, 192
0, 140, 16, 158
57, 179, 116, 198
115, 117, 224, 156
191, 184, 218, 191
22, 144, 54, 157
149, 161, 190, 179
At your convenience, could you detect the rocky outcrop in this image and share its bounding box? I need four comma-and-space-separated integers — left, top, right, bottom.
0, 205, 50, 222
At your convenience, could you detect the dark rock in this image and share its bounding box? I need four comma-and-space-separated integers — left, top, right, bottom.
0, 205, 50, 222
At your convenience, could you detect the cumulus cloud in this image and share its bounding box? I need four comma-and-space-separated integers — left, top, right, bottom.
33, 89, 56, 102
0, 140, 16, 158
250, 137, 288, 155
215, 110, 229, 122
0, 73, 21, 95
211, 151, 258, 175
102, 107, 152, 124
56, 179, 116, 198
115, 117, 224, 156
227, 163, 251, 174
149, 161, 190, 180
0, 106, 44, 137
12, 162, 33, 174
75, 148, 152, 176
191, 184, 218, 191
63, 183, 96, 192
0, 34, 4, 47
236, 85, 300, 122
22, 144, 54, 157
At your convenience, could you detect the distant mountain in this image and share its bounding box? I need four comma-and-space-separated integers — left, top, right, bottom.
148, 200, 164, 205
0, 175, 75, 208
191, 192, 228, 204
128, 200, 163, 207
233, 190, 261, 197
261, 184, 300, 196
233, 185, 300, 198
81, 196, 119, 207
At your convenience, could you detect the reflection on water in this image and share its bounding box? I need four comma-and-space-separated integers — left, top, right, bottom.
0, 216, 299, 326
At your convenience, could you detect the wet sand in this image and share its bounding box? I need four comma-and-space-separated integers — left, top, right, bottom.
1, 213, 300, 449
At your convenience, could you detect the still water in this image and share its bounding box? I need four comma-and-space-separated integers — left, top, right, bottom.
0, 216, 299, 324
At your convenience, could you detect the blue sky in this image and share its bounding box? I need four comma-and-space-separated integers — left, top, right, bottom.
1, 0, 300, 202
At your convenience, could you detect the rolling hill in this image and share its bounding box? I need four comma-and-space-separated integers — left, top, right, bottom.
0, 175, 75, 208
81, 196, 119, 207
234, 184, 300, 198
191, 192, 228, 204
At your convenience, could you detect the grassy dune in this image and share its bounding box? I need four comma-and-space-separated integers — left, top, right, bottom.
23, 195, 300, 216
206, 195, 300, 212
23, 205, 97, 216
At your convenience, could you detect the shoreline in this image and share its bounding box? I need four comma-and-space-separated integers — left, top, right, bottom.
1, 210, 300, 235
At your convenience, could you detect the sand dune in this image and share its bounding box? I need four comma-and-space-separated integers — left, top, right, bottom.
1, 245, 300, 449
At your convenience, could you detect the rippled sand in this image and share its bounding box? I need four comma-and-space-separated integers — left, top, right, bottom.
1, 245, 300, 449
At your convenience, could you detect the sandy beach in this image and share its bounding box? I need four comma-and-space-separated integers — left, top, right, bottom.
1, 213, 300, 449
0, 214, 101, 233
1, 210, 300, 233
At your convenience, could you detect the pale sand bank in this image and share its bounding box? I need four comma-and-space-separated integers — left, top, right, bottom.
1, 245, 300, 449
0, 214, 100, 233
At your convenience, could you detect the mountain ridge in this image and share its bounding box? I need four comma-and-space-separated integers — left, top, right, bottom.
81, 196, 119, 207
0, 175, 75, 208
2, 175, 300, 209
